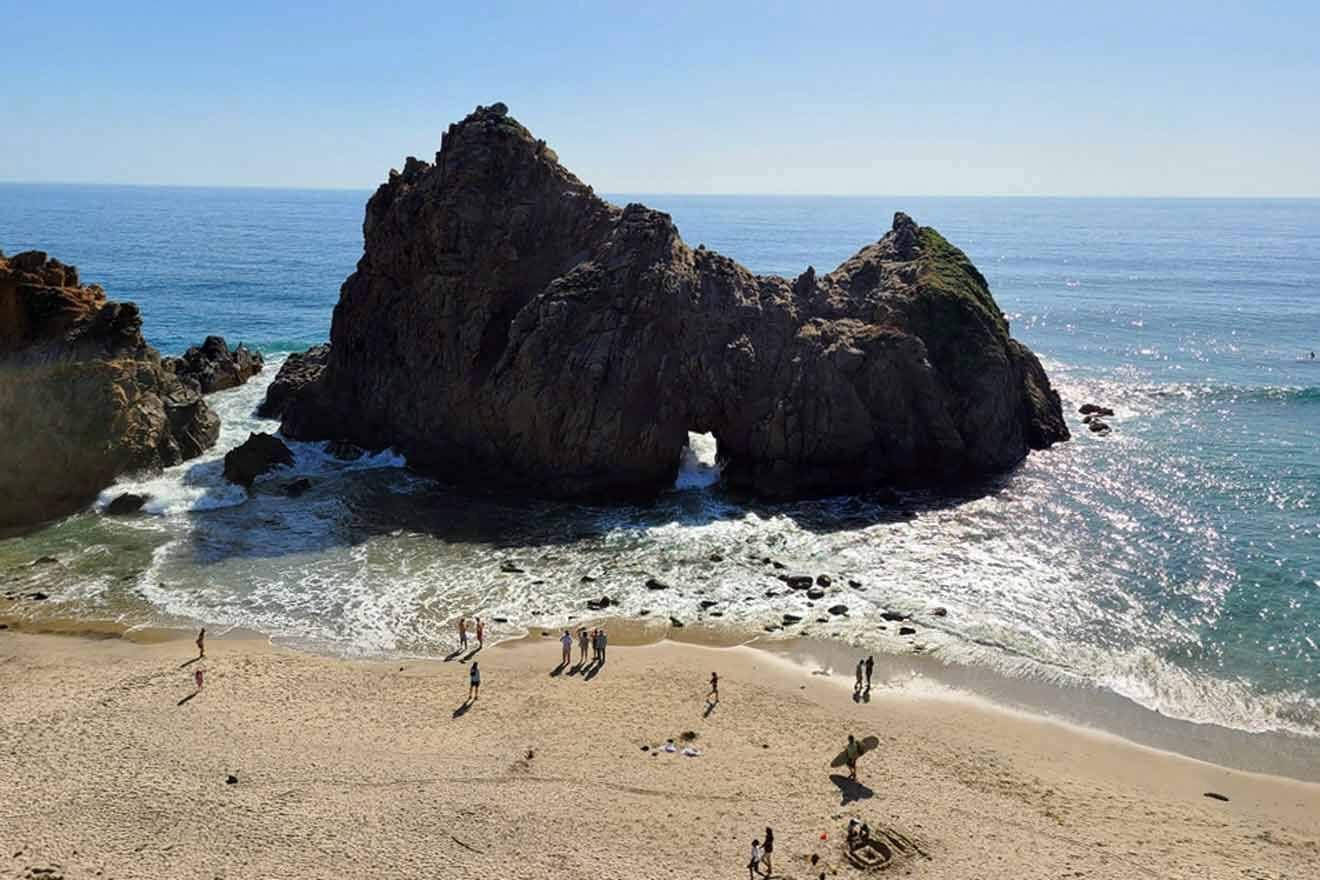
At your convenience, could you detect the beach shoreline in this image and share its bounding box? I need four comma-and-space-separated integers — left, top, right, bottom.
4, 603, 1319, 784
2, 626, 1317, 879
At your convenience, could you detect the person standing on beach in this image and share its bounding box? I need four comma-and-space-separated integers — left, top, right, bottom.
560, 629, 573, 666
598, 628, 607, 662
748, 838, 763, 879
590, 628, 600, 662
854, 659, 864, 694
578, 627, 588, 664
762, 827, 774, 876
708, 671, 719, 704
458, 617, 468, 652
864, 655, 874, 689
196, 627, 206, 659
475, 616, 485, 649
468, 661, 481, 701
845, 733, 861, 781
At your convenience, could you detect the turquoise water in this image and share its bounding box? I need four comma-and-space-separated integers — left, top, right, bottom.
2, 184, 1318, 743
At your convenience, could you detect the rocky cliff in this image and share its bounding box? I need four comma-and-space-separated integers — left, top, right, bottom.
279, 103, 1068, 498
0, 250, 220, 531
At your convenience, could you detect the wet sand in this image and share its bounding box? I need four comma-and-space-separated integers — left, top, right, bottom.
1, 628, 1317, 880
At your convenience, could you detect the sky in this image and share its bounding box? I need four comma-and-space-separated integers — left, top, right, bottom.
3, 1, 1319, 196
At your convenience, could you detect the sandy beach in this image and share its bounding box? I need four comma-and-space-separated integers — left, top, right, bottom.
1, 628, 1317, 880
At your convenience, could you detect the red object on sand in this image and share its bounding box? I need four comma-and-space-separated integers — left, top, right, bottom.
820, 832, 828, 840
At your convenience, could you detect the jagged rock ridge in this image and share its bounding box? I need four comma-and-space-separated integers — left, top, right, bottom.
279, 103, 1068, 498
0, 250, 220, 531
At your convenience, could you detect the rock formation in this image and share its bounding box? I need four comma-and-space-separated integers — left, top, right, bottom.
164, 335, 263, 394
223, 432, 294, 488
256, 344, 327, 418
278, 103, 1068, 498
0, 250, 220, 531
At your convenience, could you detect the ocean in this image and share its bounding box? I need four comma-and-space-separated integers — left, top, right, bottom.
2, 184, 1318, 766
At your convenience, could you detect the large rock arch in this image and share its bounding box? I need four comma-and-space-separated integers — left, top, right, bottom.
278, 104, 1068, 498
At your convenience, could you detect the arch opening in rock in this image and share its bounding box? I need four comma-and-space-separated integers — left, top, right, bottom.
673, 431, 721, 491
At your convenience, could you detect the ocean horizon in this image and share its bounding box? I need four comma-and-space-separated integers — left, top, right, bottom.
2, 183, 1318, 769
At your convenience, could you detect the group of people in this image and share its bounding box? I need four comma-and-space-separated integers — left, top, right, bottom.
456, 616, 486, 652
853, 655, 874, 695
559, 626, 608, 667
747, 827, 774, 878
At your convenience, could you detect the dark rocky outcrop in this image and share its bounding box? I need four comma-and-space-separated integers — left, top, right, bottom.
105, 492, 150, 516
164, 336, 263, 395
223, 432, 294, 487
0, 251, 220, 532
257, 344, 328, 419
279, 104, 1069, 498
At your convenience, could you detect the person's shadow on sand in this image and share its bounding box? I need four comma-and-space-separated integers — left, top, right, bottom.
453, 699, 473, 719
444, 648, 465, 662
582, 659, 604, 681
177, 691, 200, 706
703, 701, 717, 718
550, 660, 568, 677
829, 773, 873, 805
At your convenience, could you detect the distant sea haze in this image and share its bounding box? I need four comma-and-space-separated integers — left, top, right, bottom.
2, 184, 1319, 746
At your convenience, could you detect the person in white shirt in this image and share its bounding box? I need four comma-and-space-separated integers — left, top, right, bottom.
748, 839, 763, 878
559, 630, 573, 667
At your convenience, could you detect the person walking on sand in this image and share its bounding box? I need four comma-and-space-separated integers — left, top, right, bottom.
748, 838, 763, 879
708, 671, 719, 704
458, 617, 468, 652
196, 627, 206, 659
578, 627, 589, 664
468, 661, 481, 701
845, 733, 862, 781
864, 655, 874, 689
762, 827, 774, 876
560, 629, 573, 667
855, 658, 865, 694
475, 616, 485, 649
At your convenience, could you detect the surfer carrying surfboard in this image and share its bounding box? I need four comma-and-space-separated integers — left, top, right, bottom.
845, 734, 862, 779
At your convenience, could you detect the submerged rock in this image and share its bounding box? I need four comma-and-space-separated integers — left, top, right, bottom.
163, 336, 263, 394
223, 432, 294, 487
0, 251, 219, 531
278, 104, 1068, 500
283, 477, 312, 497
1079, 403, 1115, 417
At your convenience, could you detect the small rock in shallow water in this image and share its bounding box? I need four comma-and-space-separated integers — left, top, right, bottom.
782, 614, 802, 625
816, 574, 832, 587
806, 587, 825, 600
899, 625, 917, 636
881, 610, 909, 622
500, 560, 525, 573
699, 600, 717, 610
32, 556, 59, 565
283, 478, 312, 497
105, 492, 150, 515
645, 577, 671, 590
932, 606, 948, 617
668, 616, 684, 628
828, 604, 848, 616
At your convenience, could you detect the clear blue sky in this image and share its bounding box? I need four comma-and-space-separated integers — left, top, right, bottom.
5, 1, 1318, 195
